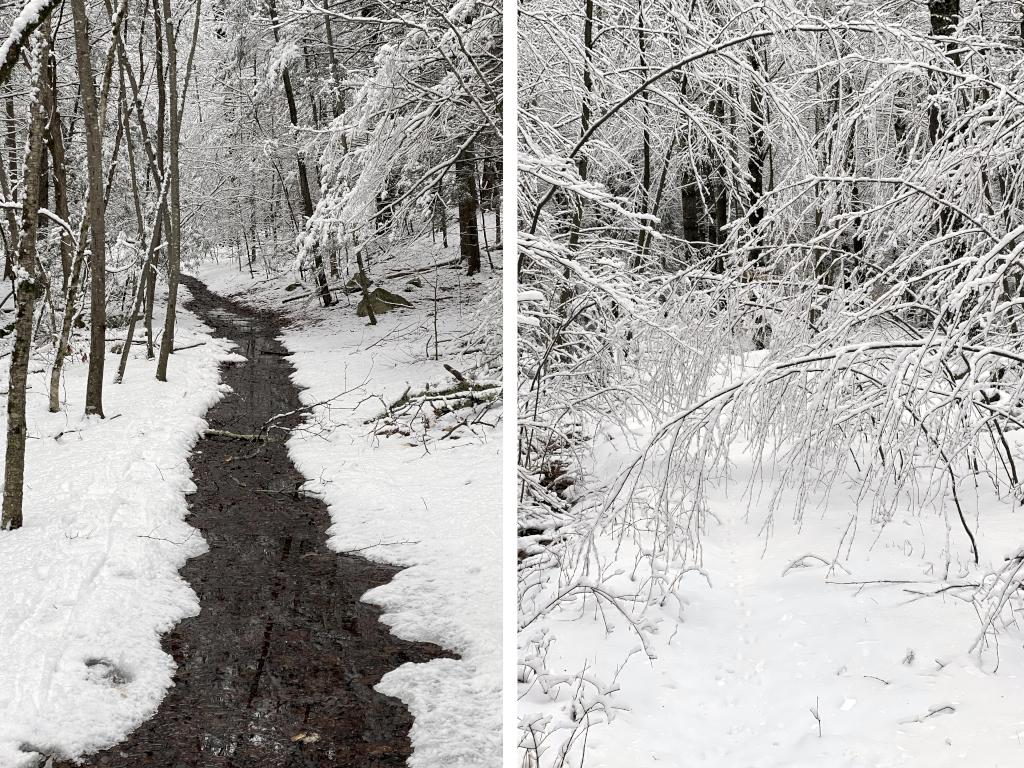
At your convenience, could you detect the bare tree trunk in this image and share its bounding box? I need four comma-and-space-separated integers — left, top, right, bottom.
116, 192, 167, 383
47, 100, 126, 412
711, 92, 730, 259
928, 0, 962, 144
746, 38, 768, 267
43, 34, 72, 292
354, 248, 376, 326
0, 124, 19, 279
48, 222, 88, 412
438, 180, 449, 248
71, 0, 108, 417
323, 6, 348, 156
927, 0, 963, 248
3, 96, 16, 280
5, 96, 16, 183
455, 148, 481, 276
491, 162, 501, 247
146, 0, 167, 360
680, 173, 702, 244
3, 30, 51, 530
810, 72, 829, 330
266, 0, 334, 307
121, 77, 146, 240
634, 0, 652, 264
156, 0, 183, 381
560, 0, 595, 262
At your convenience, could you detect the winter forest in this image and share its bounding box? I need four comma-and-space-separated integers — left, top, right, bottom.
0, 0, 501, 765
518, 0, 1024, 765
8, 0, 1024, 763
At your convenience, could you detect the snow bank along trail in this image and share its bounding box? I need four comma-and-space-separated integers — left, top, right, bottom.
200, 253, 503, 768
0, 291, 234, 766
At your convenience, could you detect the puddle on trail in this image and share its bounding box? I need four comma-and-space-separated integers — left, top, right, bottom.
56, 277, 451, 767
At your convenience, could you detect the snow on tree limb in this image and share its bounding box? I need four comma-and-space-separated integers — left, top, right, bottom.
0, 0, 61, 87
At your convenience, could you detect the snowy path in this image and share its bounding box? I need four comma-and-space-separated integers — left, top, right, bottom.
59, 278, 449, 767
535, 459, 1024, 767
200, 256, 503, 767
0, 292, 240, 767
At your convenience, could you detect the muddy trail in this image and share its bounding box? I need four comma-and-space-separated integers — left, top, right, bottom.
61, 277, 451, 767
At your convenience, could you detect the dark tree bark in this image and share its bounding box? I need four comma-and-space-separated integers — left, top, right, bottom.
5, 97, 15, 184
710, 93, 730, 266
354, 249, 376, 325
42, 31, 72, 291
926, 0, 964, 250
455, 149, 481, 276
567, 0, 595, 255
3, 30, 51, 530
746, 40, 769, 267
144, 0, 167, 360
153, 0, 200, 379
4, 95, 17, 278
71, 0, 108, 417
680, 174, 702, 244
634, 0, 652, 265
485, 160, 501, 246
156, 0, 183, 382
928, 0, 962, 144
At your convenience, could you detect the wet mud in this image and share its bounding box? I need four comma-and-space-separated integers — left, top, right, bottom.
60, 277, 451, 767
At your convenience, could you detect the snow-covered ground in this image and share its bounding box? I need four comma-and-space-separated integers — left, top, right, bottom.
0, 289, 241, 766
198, 237, 503, 767
521, 420, 1024, 767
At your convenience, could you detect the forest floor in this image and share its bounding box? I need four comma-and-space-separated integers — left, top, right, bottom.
0, 236, 501, 767
198, 236, 503, 767
54, 277, 450, 767
0, 287, 238, 766
523, 412, 1024, 767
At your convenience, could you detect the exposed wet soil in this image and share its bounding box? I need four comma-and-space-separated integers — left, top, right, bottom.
60, 277, 451, 767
